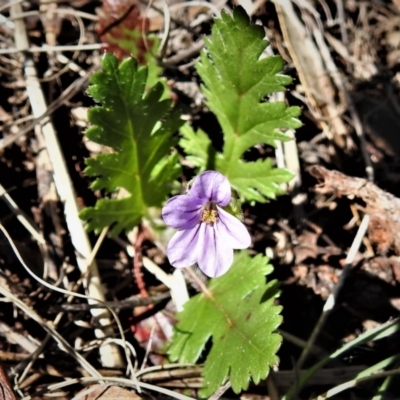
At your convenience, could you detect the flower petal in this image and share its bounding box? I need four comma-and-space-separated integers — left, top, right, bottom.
162, 195, 203, 229
190, 171, 231, 206
167, 225, 200, 268
196, 223, 233, 278
217, 207, 251, 249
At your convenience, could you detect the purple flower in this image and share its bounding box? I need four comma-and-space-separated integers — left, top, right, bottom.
162, 171, 251, 278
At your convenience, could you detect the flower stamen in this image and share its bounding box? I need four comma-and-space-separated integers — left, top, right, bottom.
200, 203, 219, 224
200, 209, 219, 224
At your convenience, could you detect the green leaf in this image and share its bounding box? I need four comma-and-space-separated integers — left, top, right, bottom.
179, 124, 214, 169
180, 7, 302, 201
107, 33, 168, 98
168, 252, 282, 397
80, 54, 183, 234
217, 158, 294, 202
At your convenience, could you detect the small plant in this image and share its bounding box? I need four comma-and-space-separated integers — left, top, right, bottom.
80, 6, 301, 397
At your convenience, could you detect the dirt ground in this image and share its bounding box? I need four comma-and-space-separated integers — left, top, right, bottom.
1, 0, 400, 399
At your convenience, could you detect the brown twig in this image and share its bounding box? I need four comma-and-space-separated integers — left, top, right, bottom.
309, 165, 400, 254
57, 293, 170, 312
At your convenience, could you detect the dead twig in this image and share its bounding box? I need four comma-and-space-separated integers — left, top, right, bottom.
309, 165, 400, 254
58, 293, 170, 312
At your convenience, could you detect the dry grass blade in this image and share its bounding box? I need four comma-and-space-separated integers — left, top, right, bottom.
0, 184, 45, 245
0, 43, 103, 55
0, 321, 39, 355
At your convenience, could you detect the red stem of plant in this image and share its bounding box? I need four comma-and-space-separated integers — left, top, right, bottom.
132, 225, 148, 299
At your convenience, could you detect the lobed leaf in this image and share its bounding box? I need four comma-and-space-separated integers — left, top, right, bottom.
179, 124, 215, 169
80, 54, 183, 234
180, 7, 302, 201
216, 158, 294, 202
168, 252, 282, 397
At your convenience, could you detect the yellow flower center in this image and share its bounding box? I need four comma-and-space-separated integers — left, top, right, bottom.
200, 202, 219, 224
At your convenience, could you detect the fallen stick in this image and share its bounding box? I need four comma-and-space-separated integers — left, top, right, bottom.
309, 165, 400, 254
